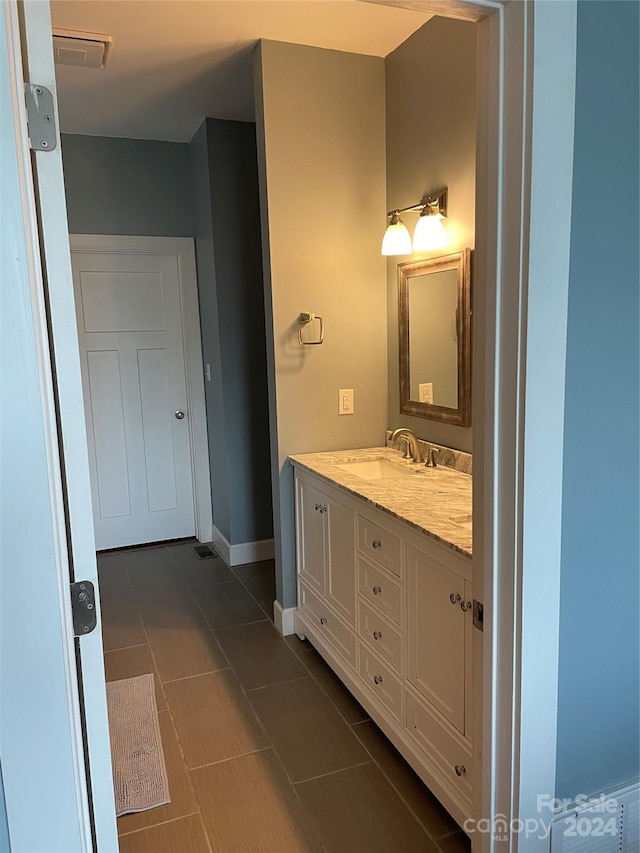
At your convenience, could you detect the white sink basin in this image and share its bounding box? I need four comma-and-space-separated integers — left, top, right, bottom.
449, 513, 472, 531
335, 459, 420, 480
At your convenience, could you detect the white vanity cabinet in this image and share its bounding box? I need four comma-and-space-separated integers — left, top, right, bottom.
293, 466, 474, 829
406, 545, 473, 735
296, 475, 357, 667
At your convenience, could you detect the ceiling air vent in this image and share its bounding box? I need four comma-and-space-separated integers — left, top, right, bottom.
52, 28, 112, 69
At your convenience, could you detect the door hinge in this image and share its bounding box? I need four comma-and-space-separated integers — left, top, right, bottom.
70, 581, 97, 637
24, 83, 57, 151
473, 599, 484, 632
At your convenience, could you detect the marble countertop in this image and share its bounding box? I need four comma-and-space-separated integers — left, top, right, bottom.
288, 447, 472, 558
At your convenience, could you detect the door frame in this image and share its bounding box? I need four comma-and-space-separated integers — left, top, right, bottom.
371, 0, 577, 848
459, 1, 576, 849
69, 234, 213, 547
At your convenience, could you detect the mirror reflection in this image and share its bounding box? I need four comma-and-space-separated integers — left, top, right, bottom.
398, 250, 471, 426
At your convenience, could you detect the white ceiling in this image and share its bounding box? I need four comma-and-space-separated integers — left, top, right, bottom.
51, 0, 432, 143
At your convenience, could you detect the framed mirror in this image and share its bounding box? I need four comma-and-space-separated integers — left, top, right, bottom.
398, 249, 471, 426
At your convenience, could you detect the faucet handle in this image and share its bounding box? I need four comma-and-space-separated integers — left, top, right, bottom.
399, 437, 412, 459
425, 448, 439, 468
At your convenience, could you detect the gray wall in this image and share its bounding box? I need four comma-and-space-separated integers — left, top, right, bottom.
254, 41, 388, 608
556, 0, 639, 799
61, 134, 194, 236
189, 122, 231, 540
385, 17, 476, 452
189, 119, 273, 545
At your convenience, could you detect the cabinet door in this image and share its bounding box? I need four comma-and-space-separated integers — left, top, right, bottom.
406, 546, 465, 733
325, 499, 355, 625
297, 479, 326, 593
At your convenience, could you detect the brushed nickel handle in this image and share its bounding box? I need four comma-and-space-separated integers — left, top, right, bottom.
449, 593, 461, 605
320, 617, 328, 626
460, 600, 472, 612
373, 675, 383, 685
372, 539, 382, 549
455, 764, 466, 777
372, 585, 382, 595
373, 631, 382, 640
175, 410, 185, 420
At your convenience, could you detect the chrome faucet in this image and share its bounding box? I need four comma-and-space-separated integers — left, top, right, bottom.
390, 428, 424, 464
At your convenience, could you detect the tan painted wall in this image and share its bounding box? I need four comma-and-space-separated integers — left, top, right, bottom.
254, 40, 387, 607
386, 17, 477, 451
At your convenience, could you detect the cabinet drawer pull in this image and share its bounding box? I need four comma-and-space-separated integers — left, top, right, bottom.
449, 592, 461, 605
372, 539, 382, 549
320, 616, 328, 626
454, 764, 466, 777
460, 600, 472, 612
373, 630, 382, 640
373, 675, 383, 685
372, 585, 382, 595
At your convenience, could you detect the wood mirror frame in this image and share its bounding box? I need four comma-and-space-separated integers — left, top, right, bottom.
398, 248, 472, 426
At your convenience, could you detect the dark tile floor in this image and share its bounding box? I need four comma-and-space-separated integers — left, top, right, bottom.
99, 540, 471, 852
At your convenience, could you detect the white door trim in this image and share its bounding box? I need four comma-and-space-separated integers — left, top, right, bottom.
69, 234, 213, 545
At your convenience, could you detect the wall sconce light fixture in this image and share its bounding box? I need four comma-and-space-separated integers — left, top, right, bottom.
381, 212, 412, 256
381, 188, 448, 256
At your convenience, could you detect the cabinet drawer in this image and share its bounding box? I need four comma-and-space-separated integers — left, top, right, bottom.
358, 557, 402, 626
357, 515, 401, 578
358, 641, 403, 722
299, 582, 356, 669
405, 690, 472, 803
358, 598, 403, 674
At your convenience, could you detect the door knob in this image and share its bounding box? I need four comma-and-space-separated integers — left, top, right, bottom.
175, 411, 185, 420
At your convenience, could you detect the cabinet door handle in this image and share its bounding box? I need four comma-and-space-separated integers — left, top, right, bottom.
315, 503, 320, 511
373, 675, 383, 685
449, 593, 461, 605
320, 616, 328, 626
320, 505, 326, 514
454, 764, 466, 777
460, 600, 472, 612
373, 630, 382, 640
372, 585, 382, 595
372, 539, 382, 549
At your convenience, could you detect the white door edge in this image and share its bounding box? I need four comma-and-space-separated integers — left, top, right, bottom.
69, 234, 214, 547
2, 1, 102, 849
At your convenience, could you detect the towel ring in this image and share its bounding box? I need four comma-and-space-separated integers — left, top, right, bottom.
298, 312, 324, 345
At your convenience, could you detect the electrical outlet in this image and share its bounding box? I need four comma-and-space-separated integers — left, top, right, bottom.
419, 382, 433, 404
339, 388, 354, 415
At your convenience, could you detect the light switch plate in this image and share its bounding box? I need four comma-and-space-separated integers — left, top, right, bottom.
339, 388, 354, 415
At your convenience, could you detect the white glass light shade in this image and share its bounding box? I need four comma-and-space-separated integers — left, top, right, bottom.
381, 216, 412, 255
413, 213, 447, 251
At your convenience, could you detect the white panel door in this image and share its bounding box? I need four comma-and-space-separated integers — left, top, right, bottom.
72, 250, 196, 549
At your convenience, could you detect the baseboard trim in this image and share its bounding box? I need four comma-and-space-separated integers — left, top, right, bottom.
273, 601, 297, 636
211, 525, 274, 567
